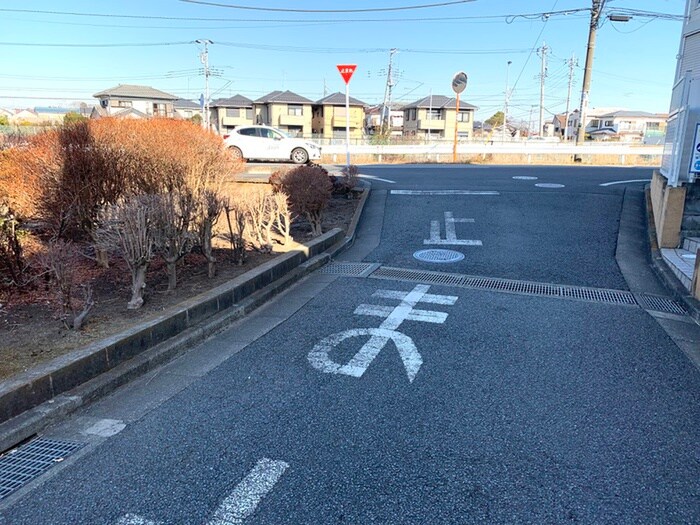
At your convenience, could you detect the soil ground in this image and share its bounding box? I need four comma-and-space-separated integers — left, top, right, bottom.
0, 189, 359, 381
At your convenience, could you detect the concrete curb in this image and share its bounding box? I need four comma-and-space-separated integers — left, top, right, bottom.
644, 186, 700, 324
0, 187, 370, 452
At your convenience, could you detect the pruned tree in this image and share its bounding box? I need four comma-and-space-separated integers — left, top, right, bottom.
276, 165, 332, 237
194, 189, 224, 278
243, 187, 275, 252
271, 192, 293, 246
95, 195, 156, 310
152, 191, 197, 291
38, 239, 95, 330
222, 198, 247, 266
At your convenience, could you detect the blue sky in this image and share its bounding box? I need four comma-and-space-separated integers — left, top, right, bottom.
0, 0, 685, 122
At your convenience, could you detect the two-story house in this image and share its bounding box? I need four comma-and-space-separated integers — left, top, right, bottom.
586, 110, 668, 142
254, 90, 313, 137
364, 104, 404, 137
401, 95, 477, 140
173, 99, 203, 122
92, 85, 178, 119
210, 95, 254, 134
312, 92, 366, 141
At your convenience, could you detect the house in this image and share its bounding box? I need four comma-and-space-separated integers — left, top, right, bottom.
312, 92, 366, 140
210, 95, 254, 135
8, 109, 41, 125
585, 110, 668, 142
253, 90, 313, 137
173, 99, 202, 122
92, 84, 178, 119
401, 95, 477, 140
364, 104, 404, 137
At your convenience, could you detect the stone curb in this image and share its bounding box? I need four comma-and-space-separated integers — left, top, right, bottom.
0, 187, 370, 452
644, 187, 700, 324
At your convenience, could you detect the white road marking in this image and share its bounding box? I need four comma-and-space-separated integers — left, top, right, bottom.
206, 458, 289, 525
535, 183, 565, 188
424, 211, 482, 246
512, 176, 538, 180
115, 514, 162, 525
599, 179, 651, 187
391, 190, 499, 195
358, 174, 396, 184
308, 284, 457, 382
82, 419, 126, 438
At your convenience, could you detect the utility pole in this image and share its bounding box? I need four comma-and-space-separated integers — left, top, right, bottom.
502, 60, 512, 143
427, 88, 433, 143
576, 0, 606, 146
537, 42, 549, 137
195, 39, 213, 131
323, 79, 328, 97
380, 48, 397, 134
563, 54, 577, 141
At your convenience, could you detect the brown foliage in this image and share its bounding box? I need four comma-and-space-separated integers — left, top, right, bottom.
274, 165, 332, 236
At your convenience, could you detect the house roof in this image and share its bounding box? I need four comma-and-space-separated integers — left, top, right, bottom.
595, 110, 664, 119
403, 95, 477, 110
315, 92, 366, 106
211, 94, 254, 108
254, 90, 313, 105
173, 99, 200, 110
93, 84, 178, 101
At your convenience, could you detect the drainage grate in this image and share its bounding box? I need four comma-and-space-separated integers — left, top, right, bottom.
320, 262, 378, 277
371, 266, 639, 307
635, 294, 687, 315
0, 438, 84, 499
413, 249, 465, 263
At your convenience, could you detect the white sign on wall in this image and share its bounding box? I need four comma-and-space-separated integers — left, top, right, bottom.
689, 122, 700, 174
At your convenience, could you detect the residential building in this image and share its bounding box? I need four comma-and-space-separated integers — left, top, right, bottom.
312, 92, 366, 141
92, 84, 178, 119
173, 99, 202, 121
8, 109, 41, 125
401, 95, 477, 140
253, 90, 313, 137
364, 104, 404, 137
211, 95, 255, 135
585, 110, 668, 142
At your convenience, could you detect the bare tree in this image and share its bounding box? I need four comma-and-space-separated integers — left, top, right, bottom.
222, 198, 247, 266
271, 192, 294, 246
152, 191, 197, 291
243, 187, 275, 252
95, 195, 156, 310
194, 189, 224, 278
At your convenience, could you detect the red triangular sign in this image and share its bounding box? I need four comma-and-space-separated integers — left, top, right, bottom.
337, 64, 357, 84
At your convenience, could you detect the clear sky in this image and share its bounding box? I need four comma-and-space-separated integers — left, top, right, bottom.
0, 0, 685, 122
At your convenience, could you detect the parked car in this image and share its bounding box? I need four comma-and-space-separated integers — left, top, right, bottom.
223, 125, 321, 164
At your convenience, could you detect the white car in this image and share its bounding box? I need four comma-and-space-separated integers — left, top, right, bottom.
223, 125, 321, 164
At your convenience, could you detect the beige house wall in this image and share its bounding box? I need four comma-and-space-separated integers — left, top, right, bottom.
312, 105, 364, 139
403, 107, 474, 139
256, 103, 312, 136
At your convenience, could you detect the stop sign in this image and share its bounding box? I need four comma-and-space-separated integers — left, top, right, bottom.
337, 64, 357, 84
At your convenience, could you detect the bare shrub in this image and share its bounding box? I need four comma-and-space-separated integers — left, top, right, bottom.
194, 189, 225, 278
271, 192, 294, 246
241, 186, 275, 252
95, 196, 157, 310
0, 205, 30, 290
38, 239, 95, 330
152, 191, 197, 291
330, 164, 359, 196
276, 165, 332, 236
222, 198, 247, 265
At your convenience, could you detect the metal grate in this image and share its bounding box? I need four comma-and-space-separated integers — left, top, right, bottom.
413, 249, 465, 263
371, 266, 639, 307
0, 438, 84, 499
320, 262, 378, 277
635, 294, 688, 315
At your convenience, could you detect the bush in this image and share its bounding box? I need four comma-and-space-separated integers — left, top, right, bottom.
330, 164, 360, 195
0, 205, 29, 291
274, 165, 332, 236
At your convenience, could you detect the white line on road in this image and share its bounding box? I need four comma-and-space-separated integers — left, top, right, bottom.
391, 190, 499, 195
372, 290, 458, 305
206, 458, 289, 525
115, 514, 162, 525
354, 304, 448, 324
358, 174, 396, 184
424, 211, 482, 246
599, 179, 651, 187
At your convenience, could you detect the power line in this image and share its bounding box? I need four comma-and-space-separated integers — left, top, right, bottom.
0, 41, 193, 48
178, 0, 476, 13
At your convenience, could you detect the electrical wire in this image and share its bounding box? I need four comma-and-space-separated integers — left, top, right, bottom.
178, 0, 475, 13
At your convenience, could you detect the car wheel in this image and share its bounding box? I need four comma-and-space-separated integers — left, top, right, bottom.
291, 148, 309, 164
229, 146, 245, 162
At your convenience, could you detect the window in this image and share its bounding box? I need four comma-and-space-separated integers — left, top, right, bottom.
117, 100, 132, 108
238, 127, 258, 136
288, 104, 303, 116
647, 122, 660, 130
604, 120, 614, 127
409, 108, 416, 121
457, 110, 471, 122
427, 109, 441, 120
590, 119, 600, 128
152, 103, 167, 116
619, 120, 632, 130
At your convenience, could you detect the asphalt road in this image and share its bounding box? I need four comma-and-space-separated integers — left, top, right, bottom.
1, 165, 698, 524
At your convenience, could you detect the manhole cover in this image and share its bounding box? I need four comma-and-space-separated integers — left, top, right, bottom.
413, 249, 465, 263
535, 183, 565, 188
512, 176, 538, 180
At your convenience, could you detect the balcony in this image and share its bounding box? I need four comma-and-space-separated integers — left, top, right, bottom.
279, 114, 306, 126
417, 119, 445, 130
222, 116, 252, 127
332, 116, 363, 129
